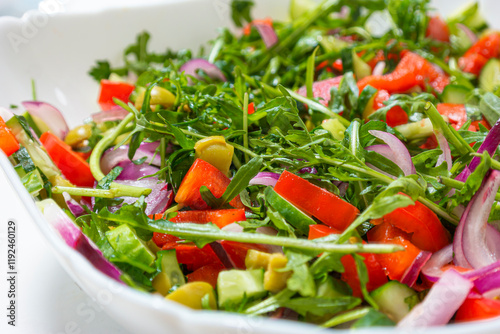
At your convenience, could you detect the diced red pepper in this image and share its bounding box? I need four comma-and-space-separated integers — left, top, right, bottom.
436, 103, 468, 130
0, 117, 20, 156
459, 33, 500, 75
169, 209, 246, 228
274, 171, 359, 231
297, 76, 343, 106
425, 16, 450, 42
186, 263, 225, 289
455, 296, 500, 322
340, 252, 388, 298
373, 89, 408, 127
378, 199, 450, 253
357, 52, 449, 93
40, 132, 95, 187
367, 222, 421, 281
162, 242, 223, 271
247, 102, 255, 115
98, 80, 135, 111
175, 159, 244, 210
152, 232, 180, 248
308, 224, 340, 240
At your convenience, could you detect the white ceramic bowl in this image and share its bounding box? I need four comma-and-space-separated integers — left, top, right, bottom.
2, 0, 500, 333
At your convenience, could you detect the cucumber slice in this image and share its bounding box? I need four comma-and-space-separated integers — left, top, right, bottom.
106, 224, 156, 270
264, 186, 316, 235
316, 276, 351, 299
153, 249, 186, 295
447, 1, 487, 32
353, 52, 372, 80
217, 269, 266, 307
479, 59, 500, 92
394, 118, 434, 140
370, 281, 416, 322
441, 84, 470, 104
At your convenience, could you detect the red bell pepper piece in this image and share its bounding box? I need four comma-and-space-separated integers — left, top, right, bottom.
307, 224, 387, 297
297, 76, 343, 106
455, 296, 500, 322
98, 79, 135, 111
373, 89, 408, 127
425, 16, 450, 42
152, 232, 180, 248
0, 117, 20, 157
219, 240, 270, 269
242, 18, 273, 36
40, 132, 95, 187
367, 222, 421, 281
162, 242, 223, 271
274, 170, 359, 231
436, 103, 468, 130
186, 263, 225, 289
459, 33, 500, 75
357, 52, 449, 93
169, 209, 246, 228
247, 102, 255, 115
378, 199, 450, 253
308, 224, 340, 240
175, 159, 244, 210
340, 252, 388, 298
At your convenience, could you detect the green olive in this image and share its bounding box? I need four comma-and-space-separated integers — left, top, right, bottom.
194, 136, 234, 176
64, 124, 92, 147
134, 86, 176, 110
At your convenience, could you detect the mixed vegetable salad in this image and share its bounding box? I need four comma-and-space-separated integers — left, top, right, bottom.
3, 0, 500, 329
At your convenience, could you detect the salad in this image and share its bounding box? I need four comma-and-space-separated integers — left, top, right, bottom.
2, 0, 500, 329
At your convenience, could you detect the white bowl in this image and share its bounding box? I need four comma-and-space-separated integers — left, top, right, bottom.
2, 0, 500, 333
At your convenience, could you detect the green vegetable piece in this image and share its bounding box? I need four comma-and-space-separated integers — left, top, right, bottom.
316, 276, 351, 299
264, 186, 316, 235
479, 59, 500, 93
351, 308, 395, 328
106, 224, 156, 268
353, 52, 372, 80
153, 250, 185, 295
370, 280, 417, 322
447, 1, 487, 31
290, 0, 317, 20
441, 85, 470, 104
21, 168, 44, 196
217, 269, 266, 307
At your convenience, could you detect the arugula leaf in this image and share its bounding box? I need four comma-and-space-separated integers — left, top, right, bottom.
453, 151, 491, 206
351, 308, 395, 328
88, 60, 112, 81
230, 0, 254, 27
480, 92, 500, 126
306, 46, 320, 99
281, 296, 361, 317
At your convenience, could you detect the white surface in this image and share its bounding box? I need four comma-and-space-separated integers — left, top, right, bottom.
1, 0, 500, 334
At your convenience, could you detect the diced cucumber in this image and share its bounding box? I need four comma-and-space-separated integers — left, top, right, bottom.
316, 276, 351, 299
394, 118, 434, 140
6, 115, 60, 179
153, 249, 185, 295
217, 269, 266, 307
479, 59, 500, 92
322, 118, 346, 140
106, 224, 156, 270
320, 35, 349, 53
21, 168, 44, 196
447, 1, 487, 32
264, 186, 316, 235
370, 281, 416, 322
450, 24, 473, 53
22, 111, 44, 137
441, 84, 470, 104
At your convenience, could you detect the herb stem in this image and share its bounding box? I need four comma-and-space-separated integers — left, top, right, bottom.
440, 176, 500, 202
321, 307, 371, 328
51, 186, 143, 198
243, 93, 249, 163
89, 113, 151, 197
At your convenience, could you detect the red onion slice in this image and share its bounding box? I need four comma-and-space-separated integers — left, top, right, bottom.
473, 269, 500, 298
248, 172, 280, 187
179, 59, 227, 84
397, 269, 473, 327
372, 61, 386, 76
22, 101, 69, 139
435, 132, 452, 171
368, 130, 416, 175
421, 244, 453, 283
62, 192, 86, 218
100, 142, 161, 174
253, 22, 278, 48
38, 199, 123, 282
365, 144, 395, 160
115, 161, 160, 181
456, 23, 478, 44
457, 170, 500, 269
400, 251, 432, 287
115, 179, 172, 216
91, 106, 130, 123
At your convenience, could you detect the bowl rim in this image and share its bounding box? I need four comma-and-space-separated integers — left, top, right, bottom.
2, 1, 500, 332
